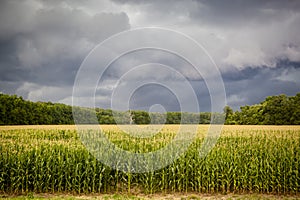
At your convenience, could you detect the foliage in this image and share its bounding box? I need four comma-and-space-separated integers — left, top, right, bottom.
0, 94, 74, 125
0, 125, 299, 194
227, 93, 300, 125
0, 93, 299, 125
0, 94, 217, 125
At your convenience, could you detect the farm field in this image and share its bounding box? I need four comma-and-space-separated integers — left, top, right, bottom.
0, 125, 299, 199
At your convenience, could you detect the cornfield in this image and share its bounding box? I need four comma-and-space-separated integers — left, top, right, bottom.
0, 125, 299, 195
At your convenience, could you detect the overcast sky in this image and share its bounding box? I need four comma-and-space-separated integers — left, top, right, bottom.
0, 0, 300, 112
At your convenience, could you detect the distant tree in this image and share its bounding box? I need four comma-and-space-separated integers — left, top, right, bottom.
262, 94, 291, 125
290, 93, 300, 124
166, 112, 181, 124
223, 105, 233, 124
131, 110, 150, 124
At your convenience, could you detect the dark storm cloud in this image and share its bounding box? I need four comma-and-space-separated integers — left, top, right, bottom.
110, 0, 300, 67
112, 0, 300, 18
99, 48, 203, 83
129, 84, 181, 112
0, 0, 130, 102
224, 62, 300, 110
189, 0, 300, 27
0, 0, 299, 111
111, 0, 300, 28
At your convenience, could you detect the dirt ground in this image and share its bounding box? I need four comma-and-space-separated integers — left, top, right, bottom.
1, 192, 299, 200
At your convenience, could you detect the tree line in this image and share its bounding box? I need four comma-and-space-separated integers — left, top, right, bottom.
0, 93, 299, 125
0, 93, 215, 125
225, 93, 300, 125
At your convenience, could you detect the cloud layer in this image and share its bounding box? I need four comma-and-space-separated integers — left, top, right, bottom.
0, 0, 299, 111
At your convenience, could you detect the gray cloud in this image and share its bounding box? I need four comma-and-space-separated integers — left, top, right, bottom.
129, 84, 181, 112
113, 0, 300, 65
223, 62, 300, 110
0, 0, 130, 103
0, 0, 299, 112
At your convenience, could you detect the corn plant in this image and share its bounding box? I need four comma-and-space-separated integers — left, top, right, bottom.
0, 125, 299, 195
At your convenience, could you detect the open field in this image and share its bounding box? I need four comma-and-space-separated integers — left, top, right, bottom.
0, 125, 299, 198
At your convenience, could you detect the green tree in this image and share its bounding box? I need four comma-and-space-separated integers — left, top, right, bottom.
223, 105, 234, 124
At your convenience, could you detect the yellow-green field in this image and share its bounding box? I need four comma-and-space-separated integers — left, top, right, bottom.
0, 125, 299, 197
